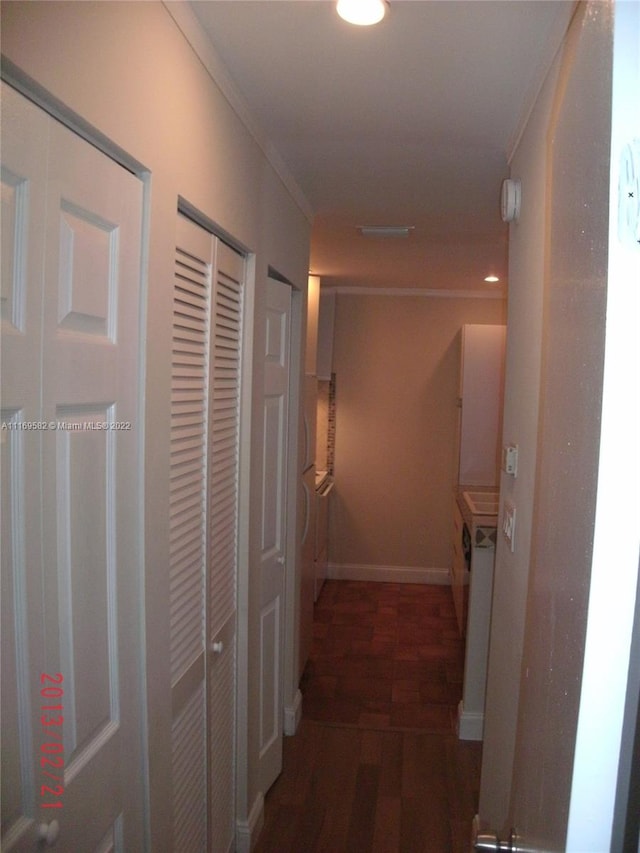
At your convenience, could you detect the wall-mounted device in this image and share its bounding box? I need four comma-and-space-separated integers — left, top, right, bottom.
502, 444, 519, 476
501, 178, 522, 223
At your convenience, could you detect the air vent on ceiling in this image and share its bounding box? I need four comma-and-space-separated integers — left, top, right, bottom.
358, 226, 415, 238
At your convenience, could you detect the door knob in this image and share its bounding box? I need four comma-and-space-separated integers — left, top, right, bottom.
277, 556, 285, 565
475, 829, 519, 851
37, 820, 60, 845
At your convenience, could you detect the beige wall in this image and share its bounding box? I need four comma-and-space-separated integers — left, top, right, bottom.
480, 2, 613, 845
0, 2, 310, 848
509, 3, 611, 844
315, 379, 331, 472
478, 22, 561, 831
330, 293, 505, 575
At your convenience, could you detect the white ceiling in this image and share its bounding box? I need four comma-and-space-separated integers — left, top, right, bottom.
189, 0, 574, 292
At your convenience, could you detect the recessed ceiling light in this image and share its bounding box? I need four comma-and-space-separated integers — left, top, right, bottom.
484, 275, 500, 283
336, 0, 388, 26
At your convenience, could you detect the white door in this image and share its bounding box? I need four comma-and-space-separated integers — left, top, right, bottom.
207, 239, 244, 852
169, 216, 212, 853
258, 278, 291, 793
170, 213, 243, 852
1, 84, 145, 851
1, 81, 49, 853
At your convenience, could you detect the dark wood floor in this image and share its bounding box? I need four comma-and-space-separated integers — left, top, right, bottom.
254, 581, 482, 853
302, 580, 464, 732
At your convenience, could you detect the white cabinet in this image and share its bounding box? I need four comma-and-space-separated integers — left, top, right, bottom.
458, 324, 506, 487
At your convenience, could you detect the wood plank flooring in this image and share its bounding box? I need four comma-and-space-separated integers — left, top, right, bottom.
302, 580, 464, 732
254, 581, 482, 853
254, 719, 481, 853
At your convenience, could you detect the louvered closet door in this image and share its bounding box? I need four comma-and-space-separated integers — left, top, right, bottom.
207, 241, 243, 853
171, 215, 211, 853
170, 213, 242, 853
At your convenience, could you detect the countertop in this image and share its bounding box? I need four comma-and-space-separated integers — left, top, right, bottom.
455, 485, 499, 548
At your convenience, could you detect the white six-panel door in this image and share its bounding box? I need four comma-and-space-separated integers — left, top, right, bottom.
1, 83, 145, 851
1, 80, 49, 853
258, 279, 292, 794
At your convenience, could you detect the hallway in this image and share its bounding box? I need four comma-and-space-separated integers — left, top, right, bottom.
255, 581, 482, 852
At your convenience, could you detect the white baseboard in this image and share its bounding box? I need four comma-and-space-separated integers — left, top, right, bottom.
457, 700, 484, 741
235, 792, 264, 853
283, 688, 302, 736
327, 562, 451, 585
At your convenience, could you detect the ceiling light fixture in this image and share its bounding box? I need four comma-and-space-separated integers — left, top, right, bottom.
336, 0, 388, 26
358, 225, 413, 237
484, 275, 500, 283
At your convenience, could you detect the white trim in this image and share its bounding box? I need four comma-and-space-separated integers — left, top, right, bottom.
457, 701, 485, 741
235, 792, 264, 853
283, 689, 303, 737
328, 562, 451, 585
1, 58, 149, 177
325, 286, 505, 299
136, 171, 152, 853
162, 1, 313, 224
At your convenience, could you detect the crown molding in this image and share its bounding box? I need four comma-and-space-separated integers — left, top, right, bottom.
163, 1, 314, 223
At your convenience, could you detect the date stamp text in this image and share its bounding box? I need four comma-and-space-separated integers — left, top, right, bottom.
40, 673, 64, 810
